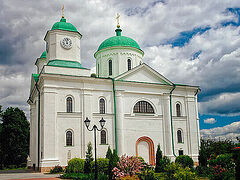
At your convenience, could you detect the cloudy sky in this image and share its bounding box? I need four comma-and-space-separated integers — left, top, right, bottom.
0, 0, 239, 140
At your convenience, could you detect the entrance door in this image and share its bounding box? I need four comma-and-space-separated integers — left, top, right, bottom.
137, 141, 149, 163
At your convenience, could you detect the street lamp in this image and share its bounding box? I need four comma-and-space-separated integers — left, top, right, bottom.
84, 117, 106, 180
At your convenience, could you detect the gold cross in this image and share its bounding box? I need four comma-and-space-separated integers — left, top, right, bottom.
116, 13, 120, 28
62, 5, 64, 18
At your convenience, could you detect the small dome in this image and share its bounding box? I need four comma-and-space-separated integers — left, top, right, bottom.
97, 28, 142, 52
51, 18, 78, 32
40, 51, 46, 59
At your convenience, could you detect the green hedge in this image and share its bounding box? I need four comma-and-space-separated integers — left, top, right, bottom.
65, 158, 85, 173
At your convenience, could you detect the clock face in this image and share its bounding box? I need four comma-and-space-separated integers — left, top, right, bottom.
60, 37, 72, 49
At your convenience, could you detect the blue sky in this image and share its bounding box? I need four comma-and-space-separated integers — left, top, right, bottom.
0, 0, 239, 139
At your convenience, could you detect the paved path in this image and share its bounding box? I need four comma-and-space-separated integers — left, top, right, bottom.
0, 170, 61, 180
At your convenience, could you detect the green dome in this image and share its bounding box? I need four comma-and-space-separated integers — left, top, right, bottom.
40, 51, 46, 59
51, 18, 78, 32
97, 28, 141, 52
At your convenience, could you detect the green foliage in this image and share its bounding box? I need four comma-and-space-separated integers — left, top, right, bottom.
155, 144, 170, 173
208, 153, 235, 180
90, 158, 109, 174
0, 107, 29, 168
195, 166, 210, 177
136, 156, 146, 164
106, 146, 112, 160
90, 73, 97, 78
112, 149, 119, 167
137, 165, 155, 180
164, 163, 199, 180
60, 172, 108, 180
175, 155, 194, 168
233, 150, 240, 180
198, 138, 236, 167
65, 158, 85, 173
50, 165, 64, 174
84, 142, 93, 174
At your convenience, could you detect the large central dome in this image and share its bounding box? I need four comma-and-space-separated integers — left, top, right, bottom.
97, 28, 142, 52
51, 17, 78, 32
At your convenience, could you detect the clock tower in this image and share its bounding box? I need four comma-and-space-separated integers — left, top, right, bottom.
44, 16, 82, 65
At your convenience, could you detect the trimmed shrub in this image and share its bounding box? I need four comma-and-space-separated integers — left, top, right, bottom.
195, 166, 210, 177
106, 146, 112, 160
175, 155, 194, 168
65, 158, 85, 173
164, 162, 199, 180
155, 144, 170, 173
90, 158, 109, 174
50, 165, 63, 174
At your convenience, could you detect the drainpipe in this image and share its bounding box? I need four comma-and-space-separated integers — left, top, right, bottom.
35, 83, 41, 171
112, 78, 118, 153
170, 84, 177, 157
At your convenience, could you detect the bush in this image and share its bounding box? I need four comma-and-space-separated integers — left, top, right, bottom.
65, 158, 85, 173
164, 163, 199, 180
195, 166, 210, 177
112, 155, 144, 179
60, 172, 108, 180
175, 155, 194, 168
50, 165, 63, 174
208, 153, 235, 180
90, 158, 109, 174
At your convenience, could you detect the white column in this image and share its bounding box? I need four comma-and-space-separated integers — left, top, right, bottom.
186, 96, 199, 160
115, 91, 124, 156
162, 94, 174, 158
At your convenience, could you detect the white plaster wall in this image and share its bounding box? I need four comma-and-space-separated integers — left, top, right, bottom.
43, 66, 90, 77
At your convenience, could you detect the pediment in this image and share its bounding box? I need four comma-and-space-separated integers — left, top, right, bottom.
115, 63, 173, 85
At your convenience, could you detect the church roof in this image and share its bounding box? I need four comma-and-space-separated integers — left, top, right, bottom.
97, 28, 142, 52
47, 60, 86, 69
51, 18, 78, 32
40, 51, 46, 59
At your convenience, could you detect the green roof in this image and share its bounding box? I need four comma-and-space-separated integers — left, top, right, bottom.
97, 28, 142, 52
51, 18, 78, 32
32, 74, 39, 82
47, 60, 86, 69
40, 51, 46, 59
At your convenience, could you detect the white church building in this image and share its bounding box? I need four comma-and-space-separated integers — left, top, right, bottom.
28, 12, 200, 172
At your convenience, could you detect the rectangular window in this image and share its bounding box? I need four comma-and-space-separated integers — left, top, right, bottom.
179, 150, 183, 156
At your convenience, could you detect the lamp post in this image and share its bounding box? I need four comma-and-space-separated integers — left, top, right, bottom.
84, 117, 106, 180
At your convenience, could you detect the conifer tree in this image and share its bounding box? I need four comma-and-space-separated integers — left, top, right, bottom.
106, 146, 112, 160
84, 142, 93, 174
155, 144, 163, 173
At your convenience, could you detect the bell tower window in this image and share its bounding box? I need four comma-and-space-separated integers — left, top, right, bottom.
128, 59, 131, 71
109, 60, 112, 76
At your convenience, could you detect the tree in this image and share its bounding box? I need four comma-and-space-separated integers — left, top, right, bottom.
106, 146, 112, 160
155, 144, 163, 172
84, 142, 93, 174
0, 107, 29, 168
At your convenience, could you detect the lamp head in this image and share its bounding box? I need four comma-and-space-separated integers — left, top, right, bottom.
99, 117, 106, 128
84, 117, 90, 128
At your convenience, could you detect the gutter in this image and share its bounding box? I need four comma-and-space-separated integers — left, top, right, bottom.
194, 88, 201, 150
35, 83, 41, 171
170, 84, 177, 157
112, 78, 118, 153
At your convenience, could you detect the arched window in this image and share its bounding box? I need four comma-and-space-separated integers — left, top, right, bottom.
177, 130, 183, 143
176, 103, 181, 117
66, 130, 73, 146
99, 98, 105, 114
133, 101, 154, 113
66, 97, 73, 113
101, 130, 107, 144
109, 60, 112, 76
127, 59, 131, 71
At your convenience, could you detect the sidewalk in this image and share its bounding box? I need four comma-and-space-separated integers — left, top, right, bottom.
0, 169, 60, 180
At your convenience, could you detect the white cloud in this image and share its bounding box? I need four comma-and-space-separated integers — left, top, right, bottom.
204, 118, 216, 124
201, 121, 240, 141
